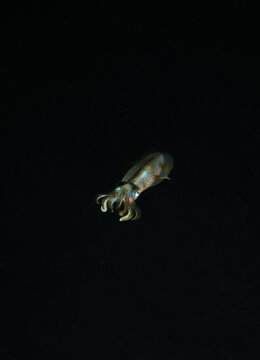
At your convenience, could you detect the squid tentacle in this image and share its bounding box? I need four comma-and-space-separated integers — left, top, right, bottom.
119, 206, 134, 222
96, 194, 107, 204
97, 192, 124, 214
101, 197, 110, 212
96, 187, 143, 221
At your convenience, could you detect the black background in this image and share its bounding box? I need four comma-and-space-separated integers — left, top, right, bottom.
1, 2, 260, 359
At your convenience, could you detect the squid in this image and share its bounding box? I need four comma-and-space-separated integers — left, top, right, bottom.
96, 152, 173, 222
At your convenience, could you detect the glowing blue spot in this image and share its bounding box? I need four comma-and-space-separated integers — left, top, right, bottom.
116, 186, 121, 191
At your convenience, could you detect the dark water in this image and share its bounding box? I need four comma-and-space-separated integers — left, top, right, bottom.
1, 3, 259, 359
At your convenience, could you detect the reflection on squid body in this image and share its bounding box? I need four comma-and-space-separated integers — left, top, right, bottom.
96, 152, 174, 222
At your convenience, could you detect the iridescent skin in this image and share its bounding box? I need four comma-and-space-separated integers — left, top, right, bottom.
96, 152, 173, 222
